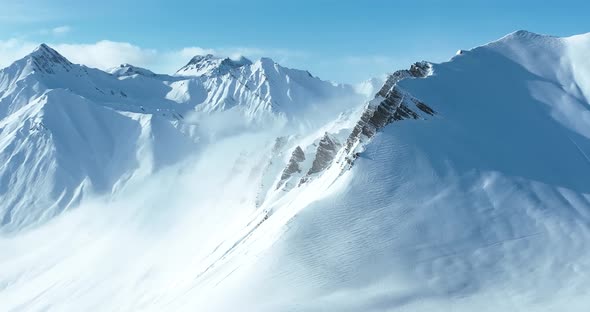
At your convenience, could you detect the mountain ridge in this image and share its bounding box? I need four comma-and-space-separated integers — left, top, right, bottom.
0, 42, 363, 231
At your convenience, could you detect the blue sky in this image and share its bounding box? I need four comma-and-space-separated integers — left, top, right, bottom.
0, 0, 588, 83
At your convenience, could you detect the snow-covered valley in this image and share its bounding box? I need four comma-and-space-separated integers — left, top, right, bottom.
1, 30, 590, 311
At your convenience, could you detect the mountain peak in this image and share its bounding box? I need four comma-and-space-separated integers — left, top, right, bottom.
30, 43, 69, 61
26, 43, 73, 74
175, 54, 252, 77
33, 43, 52, 52
187, 53, 216, 63
490, 30, 557, 46
258, 57, 276, 65
108, 63, 157, 77
505, 30, 552, 40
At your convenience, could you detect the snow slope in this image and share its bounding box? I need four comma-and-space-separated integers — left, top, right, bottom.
189, 30, 590, 311
0, 44, 361, 231
1, 30, 590, 311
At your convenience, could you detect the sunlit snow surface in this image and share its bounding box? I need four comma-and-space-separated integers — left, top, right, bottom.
2, 31, 590, 311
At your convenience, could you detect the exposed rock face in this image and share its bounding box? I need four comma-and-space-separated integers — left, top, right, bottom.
344, 62, 436, 160
307, 133, 341, 175
175, 54, 253, 77
109, 64, 157, 77
29, 44, 73, 74
272, 136, 288, 153
408, 61, 431, 78
414, 100, 436, 116
376, 61, 431, 97
297, 133, 341, 185
269, 62, 437, 192
276, 146, 305, 190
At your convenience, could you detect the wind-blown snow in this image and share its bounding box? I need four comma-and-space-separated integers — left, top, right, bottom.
192, 30, 590, 311
0, 44, 362, 231
1, 31, 590, 311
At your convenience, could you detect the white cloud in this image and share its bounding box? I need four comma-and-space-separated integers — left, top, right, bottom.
0, 37, 307, 74
172, 46, 307, 66
55, 40, 159, 70
0, 39, 39, 68
177, 47, 216, 59
0, 38, 169, 72
39, 25, 72, 36
51, 25, 71, 35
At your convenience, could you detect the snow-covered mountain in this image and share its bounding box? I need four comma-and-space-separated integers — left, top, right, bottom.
0, 44, 362, 231
195, 30, 590, 311
176, 54, 359, 118
1, 30, 590, 312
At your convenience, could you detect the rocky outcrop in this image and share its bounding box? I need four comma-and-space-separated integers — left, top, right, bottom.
375, 61, 431, 97
29, 44, 73, 74
175, 54, 252, 77
276, 146, 305, 190
109, 64, 157, 77
272, 136, 288, 153
266, 62, 437, 197
307, 133, 341, 175
414, 99, 436, 116
299, 133, 341, 185
343, 62, 436, 162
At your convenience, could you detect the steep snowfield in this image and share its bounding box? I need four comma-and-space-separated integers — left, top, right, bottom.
180, 55, 359, 119
1, 30, 590, 311
0, 45, 199, 231
190, 31, 590, 311
0, 44, 361, 231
